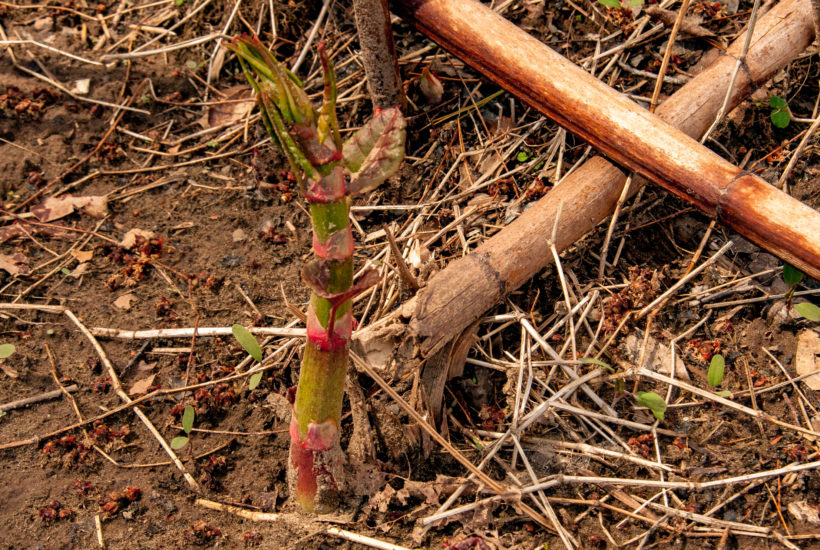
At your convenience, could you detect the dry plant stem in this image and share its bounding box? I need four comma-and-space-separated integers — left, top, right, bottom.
0, 385, 78, 412
353, 0, 405, 109
649, 0, 691, 112
365, 0, 816, 362
91, 326, 305, 339
350, 352, 554, 531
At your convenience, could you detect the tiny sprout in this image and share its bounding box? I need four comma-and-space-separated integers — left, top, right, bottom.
61, 268, 71, 276
707, 354, 725, 388
597, 0, 620, 6
248, 371, 263, 391
0, 344, 14, 359
171, 405, 195, 450
516, 150, 531, 162
769, 96, 791, 128
635, 391, 666, 421
232, 324, 262, 362
581, 357, 614, 373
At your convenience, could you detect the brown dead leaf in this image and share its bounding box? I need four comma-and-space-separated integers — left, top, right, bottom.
0, 222, 73, 244
70, 249, 93, 263
119, 228, 156, 249
70, 262, 90, 278
30, 195, 108, 222
796, 330, 820, 391
645, 6, 716, 38
113, 293, 137, 311
0, 362, 19, 378
231, 228, 247, 243
201, 85, 255, 129
128, 374, 156, 396
0, 253, 30, 276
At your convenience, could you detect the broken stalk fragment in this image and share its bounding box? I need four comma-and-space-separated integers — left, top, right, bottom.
224, 36, 406, 513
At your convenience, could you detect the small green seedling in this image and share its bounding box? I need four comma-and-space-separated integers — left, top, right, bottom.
0, 344, 15, 359
770, 96, 791, 128
171, 405, 195, 449
516, 150, 532, 162
598, 0, 643, 6
782, 264, 820, 322
232, 324, 264, 390
580, 357, 614, 372
707, 354, 725, 388
635, 391, 666, 421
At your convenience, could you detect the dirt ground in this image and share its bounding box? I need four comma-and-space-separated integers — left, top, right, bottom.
0, 0, 819, 548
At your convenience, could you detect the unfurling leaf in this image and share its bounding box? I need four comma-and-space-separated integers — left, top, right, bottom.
182, 405, 195, 434
715, 390, 733, 398
635, 391, 666, 421
170, 436, 189, 449
795, 302, 820, 322
419, 67, 444, 104
783, 264, 804, 286
344, 107, 406, 195
249, 371, 263, 390
707, 354, 725, 388
232, 324, 263, 362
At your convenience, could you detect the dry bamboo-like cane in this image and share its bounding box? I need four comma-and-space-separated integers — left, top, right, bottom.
353, 0, 405, 109
371, 0, 816, 359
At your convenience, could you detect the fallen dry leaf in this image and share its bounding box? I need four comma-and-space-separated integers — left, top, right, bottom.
0, 222, 73, 244
624, 332, 690, 380
232, 228, 247, 243
128, 374, 156, 396
0, 362, 19, 378
795, 330, 820, 391
119, 228, 156, 249
30, 195, 108, 222
788, 500, 820, 525
113, 293, 137, 311
0, 253, 30, 276
202, 85, 255, 129
70, 262, 90, 278
70, 249, 94, 263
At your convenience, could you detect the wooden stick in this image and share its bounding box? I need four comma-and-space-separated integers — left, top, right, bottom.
353, 0, 405, 109
0, 384, 78, 412
365, 0, 815, 358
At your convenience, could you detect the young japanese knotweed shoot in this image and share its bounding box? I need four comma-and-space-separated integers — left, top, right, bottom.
224, 35, 405, 513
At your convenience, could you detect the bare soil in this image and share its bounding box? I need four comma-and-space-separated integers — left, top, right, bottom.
1, 1, 819, 549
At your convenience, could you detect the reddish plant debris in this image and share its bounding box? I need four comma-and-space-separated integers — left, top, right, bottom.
91, 377, 112, 393
628, 433, 654, 459
673, 437, 688, 451
100, 486, 141, 517
487, 177, 513, 197
39, 501, 74, 522
73, 479, 96, 497
88, 421, 132, 446
603, 266, 663, 332
524, 177, 549, 200
199, 455, 231, 491
751, 369, 770, 387
1, 86, 59, 119
446, 537, 492, 550
477, 404, 506, 431
41, 435, 92, 467
170, 383, 237, 421
185, 519, 222, 545
784, 444, 808, 462
243, 530, 262, 546
686, 338, 722, 363
691, 1, 726, 18
105, 235, 165, 291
